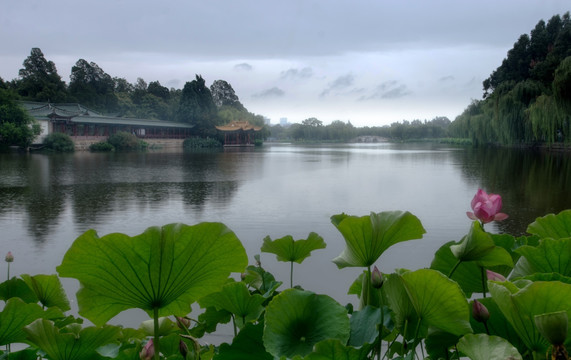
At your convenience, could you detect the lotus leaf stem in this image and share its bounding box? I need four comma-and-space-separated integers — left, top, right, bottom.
154, 307, 160, 360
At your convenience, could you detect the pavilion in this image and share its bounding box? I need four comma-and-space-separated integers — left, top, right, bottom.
215, 121, 262, 146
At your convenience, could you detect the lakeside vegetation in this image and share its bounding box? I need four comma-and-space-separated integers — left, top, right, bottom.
449, 12, 571, 146
1, 12, 569, 150
1, 192, 570, 359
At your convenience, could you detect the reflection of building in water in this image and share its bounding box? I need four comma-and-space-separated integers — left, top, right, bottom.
216, 121, 262, 146
21, 102, 194, 145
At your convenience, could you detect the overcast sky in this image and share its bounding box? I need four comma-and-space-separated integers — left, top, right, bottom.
1, 1, 569, 126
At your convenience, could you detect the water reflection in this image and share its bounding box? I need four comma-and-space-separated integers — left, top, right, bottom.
0, 150, 246, 243
455, 147, 571, 235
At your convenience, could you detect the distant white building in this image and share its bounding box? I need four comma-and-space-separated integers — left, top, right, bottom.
280, 117, 288, 126
264, 117, 271, 125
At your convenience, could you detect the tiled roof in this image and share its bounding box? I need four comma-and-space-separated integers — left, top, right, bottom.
216, 121, 262, 132
20, 101, 194, 129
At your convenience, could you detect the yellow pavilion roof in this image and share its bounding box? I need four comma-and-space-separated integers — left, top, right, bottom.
216, 121, 262, 132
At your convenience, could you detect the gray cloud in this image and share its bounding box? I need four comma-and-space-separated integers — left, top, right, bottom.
439, 75, 455, 82
234, 63, 253, 71
280, 67, 313, 79
252, 87, 285, 98
360, 81, 412, 101
320, 74, 355, 97
381, 85, 411, 99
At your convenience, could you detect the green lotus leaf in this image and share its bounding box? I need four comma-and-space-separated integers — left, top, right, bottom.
489, 280, 571, 353
263, 288, 350, 358
457, 334, 522, 360
424, 329, 460, 360
534, 311, 568, 346
522, 272, 571, 284
450, 222, 513, 267
0, 277, 38, 303
430, 241, 487, 296
261, 232, 326, 264
214, 322, 272, 360
304, 339, 373, 360
25, 319, 121, 360
1, 348, 38, 360
527, 209, 571, 239
189, 305, 232, 338
383, 271, 424, 340
139, 317, 177, 337
332, 211, 426, 268
348, 306, 380, 346
199, 281, 265, 328
511, 238, 571, 278
0, 297, 63, 346
21, 274, 70, 312
243, 265, 282, 296
57, 222, 248, 325
468, 297, 526, 355
386, 269, 472, 337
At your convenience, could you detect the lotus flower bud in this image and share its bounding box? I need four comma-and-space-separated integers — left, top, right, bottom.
176, 316, 191, 330
534, 311, 568, 346
486, 270, 506, 282
371, 266, 384, 289
5, 252, 13, 263
472, 300, 490, 323
179, 340, 189, 358
140, 339, 154, 360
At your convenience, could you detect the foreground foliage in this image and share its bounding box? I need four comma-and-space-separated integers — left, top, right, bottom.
1, 197, 571, 359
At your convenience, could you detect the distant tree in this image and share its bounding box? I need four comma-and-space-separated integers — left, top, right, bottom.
113, 77, 134, 93
0, 89, 40, 149
69, 59, 118, 112
17, 48, 68, 102
147, 81, 170, 100
210, 80, 245, 111
177, 75, 218, 136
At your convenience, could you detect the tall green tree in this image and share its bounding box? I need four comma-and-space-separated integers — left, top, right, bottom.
0, 89, 40, 149
17, 48, 67, 102
210, 79, 245, 111
177, 75, 218, 136
68, 59, 118, 112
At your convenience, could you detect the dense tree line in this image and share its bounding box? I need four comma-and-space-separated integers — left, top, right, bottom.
450, 12, 571, 146
0, 48, 267, 144
270, 116, 451, 142
1, 48, 455, 148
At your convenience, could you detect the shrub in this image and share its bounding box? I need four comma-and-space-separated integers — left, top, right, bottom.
107, 131, 144, 151
183, 137, 222, 149
42, 132, 75, 152
89, 141, 115, 152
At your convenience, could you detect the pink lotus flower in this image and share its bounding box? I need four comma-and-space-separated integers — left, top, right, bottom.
466, 189, 508, 224
472, 300, 490, 323
486, 270, 506, 282
140, 339, 154, 360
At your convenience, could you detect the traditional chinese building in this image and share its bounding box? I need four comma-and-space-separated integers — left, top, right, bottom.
215, 121, 262, 146
22, 102, 194, 145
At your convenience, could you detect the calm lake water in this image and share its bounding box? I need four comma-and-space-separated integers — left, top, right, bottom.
1, 142, 570, 329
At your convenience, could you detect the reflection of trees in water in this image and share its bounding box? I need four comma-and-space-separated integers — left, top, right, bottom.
456, 147, 571, 236
25, 186, 67, 243
179, 181, 238, 212
71, 184, 118, 226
